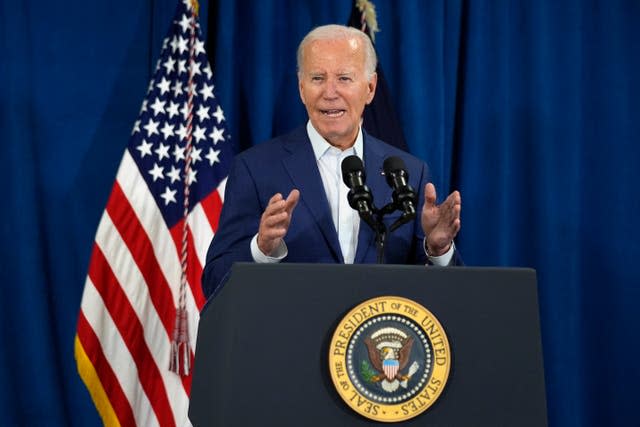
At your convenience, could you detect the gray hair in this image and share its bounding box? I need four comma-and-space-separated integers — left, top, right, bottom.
296, 24, 378, 79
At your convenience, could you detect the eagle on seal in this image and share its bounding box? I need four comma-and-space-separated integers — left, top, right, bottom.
364, 334, 414, 386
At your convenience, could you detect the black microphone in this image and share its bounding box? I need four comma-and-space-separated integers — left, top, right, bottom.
383, 156, 417, 227
341, 155, 376, 227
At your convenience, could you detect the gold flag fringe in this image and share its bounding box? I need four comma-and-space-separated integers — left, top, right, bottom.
356, 0, 379, 41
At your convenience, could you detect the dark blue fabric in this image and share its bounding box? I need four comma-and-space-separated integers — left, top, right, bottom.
1, 0, 638, 426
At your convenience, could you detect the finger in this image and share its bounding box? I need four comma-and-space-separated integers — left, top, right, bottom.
447, 192, 461, 222
260, 226, 288, 240
452, 190, 461, 205
444, 205, 460, 226
264, 197, 287, 215
441, 206, 461, 236
449, 191, 461, 214
444, 192, 459, 210
448, 218, 461, 239
442, 190, 459, 205
268, 192, 284, 205
439, 191, 459, 214
284, 189, 300, 214
424, 183, 437, 208
451, 205, 462, 221
262, 210, 289, 226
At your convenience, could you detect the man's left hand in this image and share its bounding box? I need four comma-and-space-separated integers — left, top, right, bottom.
421, 183, 461, 256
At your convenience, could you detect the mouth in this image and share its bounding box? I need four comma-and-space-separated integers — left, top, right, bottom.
320, 109, 346, 118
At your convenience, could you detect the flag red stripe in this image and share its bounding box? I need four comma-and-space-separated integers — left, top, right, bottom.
77, 310, 137, 427
88, 244, 176, 427
179, 362, 193, 396
106, 182, 176, 336
181, 366, 193, 396
186, 226, 206, 309
200, 190, 223, 233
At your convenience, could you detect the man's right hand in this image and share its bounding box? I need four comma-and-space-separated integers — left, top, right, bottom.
257, 189, 300, 256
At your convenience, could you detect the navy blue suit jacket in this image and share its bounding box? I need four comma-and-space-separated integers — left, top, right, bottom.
202, 126, 461, 298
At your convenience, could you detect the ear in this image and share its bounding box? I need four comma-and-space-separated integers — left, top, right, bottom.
365, 72, 378, 105
298, 76, 307, 105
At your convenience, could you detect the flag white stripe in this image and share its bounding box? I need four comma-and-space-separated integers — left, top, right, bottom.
217, 177, 228, 203
80, 277, 160, 427
188, 202, 214, 268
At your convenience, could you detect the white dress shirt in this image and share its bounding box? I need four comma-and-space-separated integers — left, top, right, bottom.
309, 122, 362, 263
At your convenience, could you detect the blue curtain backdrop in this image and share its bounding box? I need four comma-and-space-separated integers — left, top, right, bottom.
1, 0, 638, 426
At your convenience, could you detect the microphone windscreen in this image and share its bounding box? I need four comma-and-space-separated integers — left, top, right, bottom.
341, 155, 365, 183
383, 156, 406, 174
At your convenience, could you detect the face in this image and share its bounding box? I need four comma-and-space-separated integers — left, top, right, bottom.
298, 37, 377, 150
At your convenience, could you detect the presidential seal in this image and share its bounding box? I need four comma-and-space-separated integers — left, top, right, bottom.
329, 296, 451, 423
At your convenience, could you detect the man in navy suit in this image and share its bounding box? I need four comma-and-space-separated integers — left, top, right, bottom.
202, 24, 462, 299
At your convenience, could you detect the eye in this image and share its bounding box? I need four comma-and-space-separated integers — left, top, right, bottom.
311, 76, 324, 82
339, 76, 353, 82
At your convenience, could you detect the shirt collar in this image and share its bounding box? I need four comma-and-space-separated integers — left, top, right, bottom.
306, 120, 363, 162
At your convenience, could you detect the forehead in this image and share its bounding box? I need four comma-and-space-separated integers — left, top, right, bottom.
302, 38, 365, 72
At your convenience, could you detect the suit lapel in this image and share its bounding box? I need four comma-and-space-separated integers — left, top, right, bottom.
355, 134, 393, 263
281, 129, 343, 262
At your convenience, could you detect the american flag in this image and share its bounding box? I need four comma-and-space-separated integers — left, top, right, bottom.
74, 0, 232, 425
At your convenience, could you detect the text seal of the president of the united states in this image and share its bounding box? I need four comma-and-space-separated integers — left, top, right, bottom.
329, 295, 451, 422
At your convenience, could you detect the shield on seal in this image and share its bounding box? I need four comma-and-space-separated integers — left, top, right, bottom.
383, 358, 399, 380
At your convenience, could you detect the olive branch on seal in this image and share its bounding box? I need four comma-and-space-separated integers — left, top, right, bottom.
360, 360, 377, 383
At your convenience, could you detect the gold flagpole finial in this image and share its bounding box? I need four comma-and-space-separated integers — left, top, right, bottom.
356, 0, 379, 41
189, 0, 200, 16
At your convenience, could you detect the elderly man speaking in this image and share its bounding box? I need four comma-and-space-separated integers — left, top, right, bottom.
202, 24, 462, 299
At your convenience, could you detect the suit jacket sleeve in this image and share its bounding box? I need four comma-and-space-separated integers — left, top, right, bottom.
202, 155, 262, 299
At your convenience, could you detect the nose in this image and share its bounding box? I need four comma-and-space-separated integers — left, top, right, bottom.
323, 78, 339, 99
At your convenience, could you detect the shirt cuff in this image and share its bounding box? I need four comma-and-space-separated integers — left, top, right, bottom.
250, 233, 287, 263
424, 238, 455, 266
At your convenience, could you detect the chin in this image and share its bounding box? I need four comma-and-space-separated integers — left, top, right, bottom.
320, 123, 350, 136
322, 130, 347, 143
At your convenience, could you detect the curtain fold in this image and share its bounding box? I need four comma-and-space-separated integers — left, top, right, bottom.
1, 0, 638, 425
